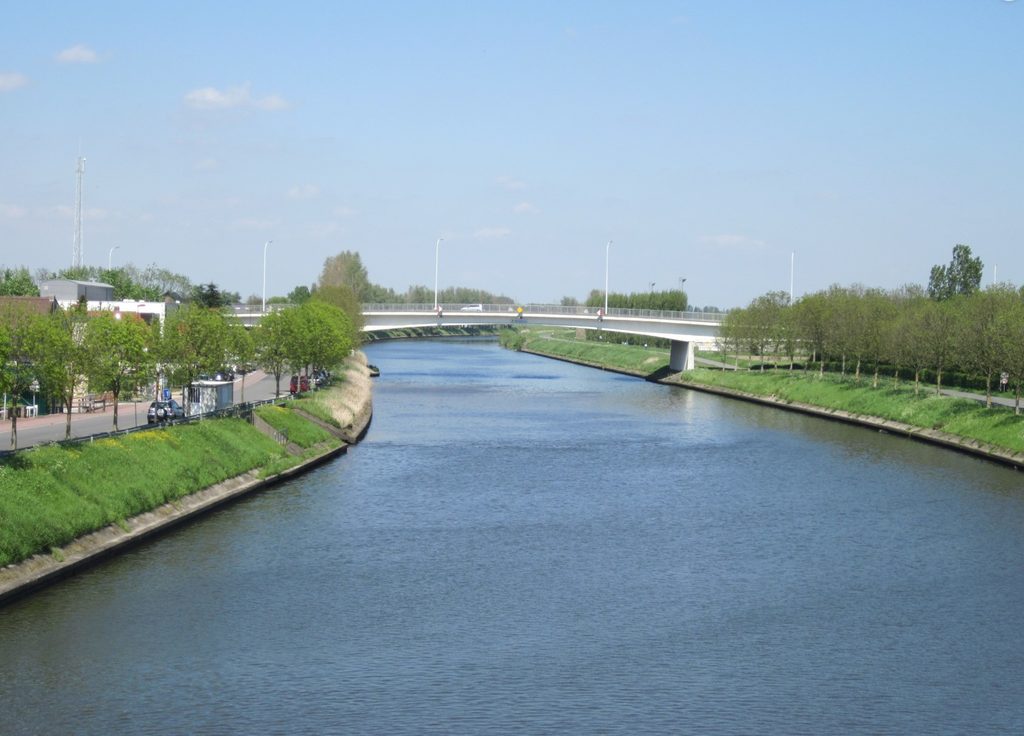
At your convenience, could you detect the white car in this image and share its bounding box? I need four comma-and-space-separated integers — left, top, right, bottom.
460, 304, 484, 312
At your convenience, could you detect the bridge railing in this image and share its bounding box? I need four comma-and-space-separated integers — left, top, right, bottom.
361, 303, 725, 322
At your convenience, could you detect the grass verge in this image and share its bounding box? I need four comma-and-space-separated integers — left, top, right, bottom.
255, 404, 337, 448
508, 327, 669, 375
0, 419, 287, 568
681, 369, 1024, 453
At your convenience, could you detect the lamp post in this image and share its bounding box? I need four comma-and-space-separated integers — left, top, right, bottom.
107, 245, 119, 269
604, 240, 612, 315
434, 237, 444, 310
262, 240, 272, 313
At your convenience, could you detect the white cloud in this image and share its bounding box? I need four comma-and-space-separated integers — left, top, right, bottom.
699, 234, 766, 249
253, 94, 288, 111
184, 83, 289, 111
495, 175, 526, 191
473, 227, 512, 239
56, 45, 98, 63
194, 158, 219, 171
332, 205, 358, 217
287, 184, 319, 200
513, 201, 538, 214
0, 73, 28, 92
0, 203, 26, 219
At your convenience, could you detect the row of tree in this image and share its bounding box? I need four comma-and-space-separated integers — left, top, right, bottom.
582, 288, 689, 312
7, 249, 523, 310
0, 298, 358, 449
721, 282, 1024, 412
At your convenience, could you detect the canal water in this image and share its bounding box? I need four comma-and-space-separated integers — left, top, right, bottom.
2, 339, 1023, 734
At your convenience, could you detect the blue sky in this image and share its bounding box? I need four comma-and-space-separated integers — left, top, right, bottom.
1, 1, 1021, 308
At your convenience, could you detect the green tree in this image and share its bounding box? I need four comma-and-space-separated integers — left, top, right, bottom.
312, 284, 365, 334
0, 267, 39, 296
191, 283, 232, 309
745, 291, 789, 369
84, 311, 155, 430
319, 250, 372, 300
138, 265, 191, 299
0, 301, 44, 449
793, 291, 833, 377
958, 286, 1016, 407
927, 244, 983, 300
301, 300, 354, 373
253, 310, 291, 397
997, 293, 1024, 414
30, 306, 91, 439
288, 285, 312, 304
403, 285, 434, 304
920, 297, 961, 395
159, 306, 232, 412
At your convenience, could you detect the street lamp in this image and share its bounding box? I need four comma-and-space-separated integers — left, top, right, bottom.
649, 281, 656, 292
434, 237, 444, 310
604, 240, 612, 314
262, 240, 272, 313
108, 245, 119, 269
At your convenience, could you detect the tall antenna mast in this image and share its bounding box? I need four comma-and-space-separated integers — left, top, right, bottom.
72, 156, 86, 268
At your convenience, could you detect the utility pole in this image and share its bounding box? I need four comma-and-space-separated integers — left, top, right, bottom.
789, 251, 794, 304
72, 157, 86, 268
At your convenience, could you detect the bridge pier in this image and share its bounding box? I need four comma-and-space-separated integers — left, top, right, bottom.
669, 340, 694, 371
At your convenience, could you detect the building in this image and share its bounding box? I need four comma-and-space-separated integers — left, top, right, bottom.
39, 279, 114, 302
38, 279, 179, 327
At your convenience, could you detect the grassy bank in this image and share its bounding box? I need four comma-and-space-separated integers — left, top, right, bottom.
256, 404, 338, 449
682, 369, 1024, 452
504, 327, 670, 375
0, 419, 286, 567
507, 328, 1024, 456
0, 356, 373, 571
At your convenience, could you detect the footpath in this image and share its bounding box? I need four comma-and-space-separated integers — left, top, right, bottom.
0, 369, 280, 451
0, 358, 373, 606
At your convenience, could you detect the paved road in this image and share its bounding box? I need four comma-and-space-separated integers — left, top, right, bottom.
939, 387, 1021, 410
0, 370, 289, 451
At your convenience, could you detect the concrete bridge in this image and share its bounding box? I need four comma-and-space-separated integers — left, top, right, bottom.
360, 304, 723, 371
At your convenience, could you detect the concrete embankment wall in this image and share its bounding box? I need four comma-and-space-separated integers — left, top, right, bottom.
520, 346, 1024, 472
0, 356, 374, 607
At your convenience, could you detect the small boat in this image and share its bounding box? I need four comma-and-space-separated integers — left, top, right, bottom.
367, 364, 380, 377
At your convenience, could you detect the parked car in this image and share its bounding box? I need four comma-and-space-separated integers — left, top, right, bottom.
147, 399, 185, 423
289, 375, 311, 394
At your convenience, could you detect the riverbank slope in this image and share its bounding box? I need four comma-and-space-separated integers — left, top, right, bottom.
0, 354, 374, 606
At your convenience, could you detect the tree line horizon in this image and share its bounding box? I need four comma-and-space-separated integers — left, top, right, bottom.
720, 244, 1024, 413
